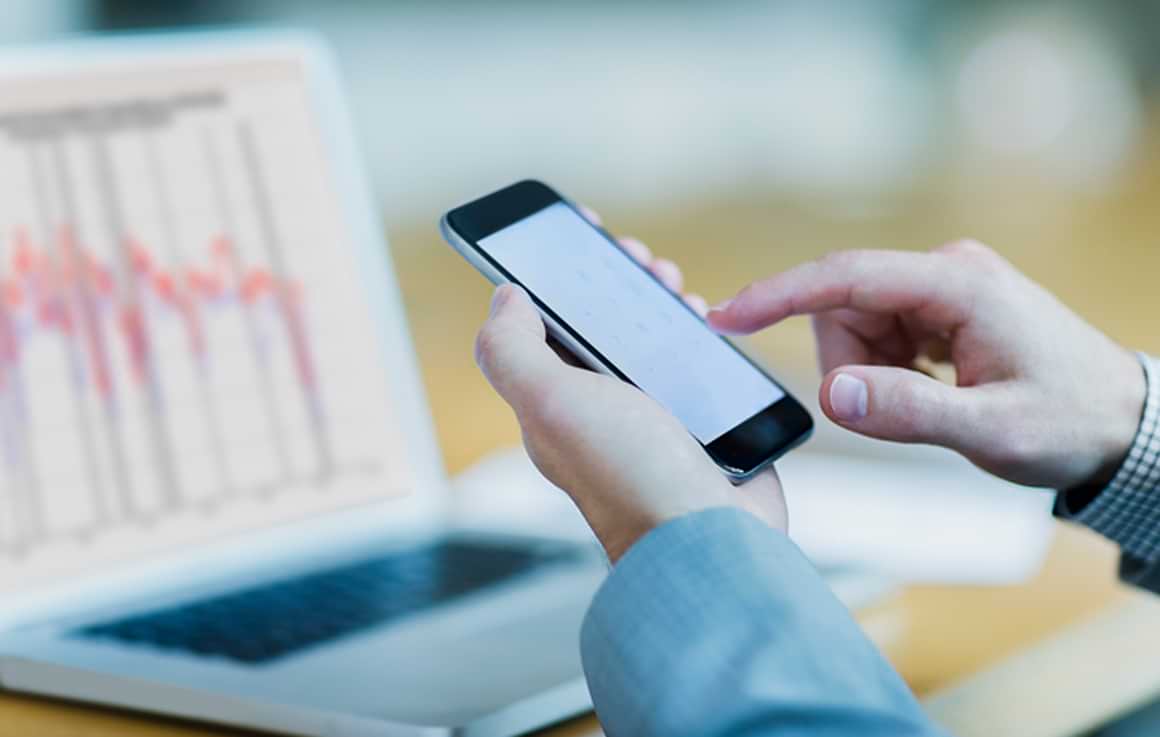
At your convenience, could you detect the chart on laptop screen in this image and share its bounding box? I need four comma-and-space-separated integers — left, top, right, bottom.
0, 58, 410, 592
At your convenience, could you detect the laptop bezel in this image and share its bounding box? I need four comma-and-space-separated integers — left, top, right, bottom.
0, 29, 451, 631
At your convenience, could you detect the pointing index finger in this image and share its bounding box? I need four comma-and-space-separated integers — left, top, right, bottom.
707, 249, 970, 335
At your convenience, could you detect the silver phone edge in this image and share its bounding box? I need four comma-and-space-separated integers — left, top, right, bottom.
437, 213, 767, 482
438, 215, 617, 381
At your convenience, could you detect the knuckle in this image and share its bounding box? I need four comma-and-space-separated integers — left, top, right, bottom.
887, 384, 932, 441
816, 249, 879, 282
818, 249, 860, 271
882, 377, 956, 443
936, 239, 1003, 268
936, 238, 981, 255
473, 325, 502, 369
933, 240, 1012, 303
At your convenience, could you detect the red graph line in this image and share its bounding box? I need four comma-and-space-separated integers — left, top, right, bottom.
0, 109, 336, 547
5, 225, 305, 398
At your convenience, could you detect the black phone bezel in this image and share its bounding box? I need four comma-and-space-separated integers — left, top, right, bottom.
445, 179, 813, 478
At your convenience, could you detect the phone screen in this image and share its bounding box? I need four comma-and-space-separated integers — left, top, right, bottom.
478, 201, 785, 444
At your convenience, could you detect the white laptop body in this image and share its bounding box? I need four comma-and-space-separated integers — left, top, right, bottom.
0, 30, 603, 737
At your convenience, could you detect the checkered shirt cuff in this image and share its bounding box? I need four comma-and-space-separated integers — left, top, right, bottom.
1055, 353, 1160, 563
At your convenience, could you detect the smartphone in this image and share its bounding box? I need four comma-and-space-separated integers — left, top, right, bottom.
440, 180, 812, 480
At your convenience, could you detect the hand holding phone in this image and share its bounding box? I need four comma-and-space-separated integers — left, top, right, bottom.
474, 281, 790, 561
442, 180, 812, 480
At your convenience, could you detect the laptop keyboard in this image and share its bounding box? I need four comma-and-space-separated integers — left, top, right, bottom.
73, 538, 576, 665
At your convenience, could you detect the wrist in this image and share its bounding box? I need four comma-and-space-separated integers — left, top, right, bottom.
579, 488, 734, 564
583, 505, 677, 564
1084, 349, 1147, 489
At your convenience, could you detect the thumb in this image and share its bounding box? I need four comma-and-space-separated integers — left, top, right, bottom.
474, 284, 564, 413
821, 365, 987, 452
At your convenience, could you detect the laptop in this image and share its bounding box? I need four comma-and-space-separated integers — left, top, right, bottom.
0, 31, 605, 736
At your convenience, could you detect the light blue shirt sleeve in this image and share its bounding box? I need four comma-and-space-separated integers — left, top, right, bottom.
580, 507, 948, 737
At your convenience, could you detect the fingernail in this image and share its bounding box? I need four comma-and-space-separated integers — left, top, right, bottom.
705, 300, 733, 327
489, 286, 510, 316
829, 373, 868, 421
710, 297, 733, 314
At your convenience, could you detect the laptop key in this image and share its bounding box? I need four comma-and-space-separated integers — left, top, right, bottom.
73, 539, 574, 665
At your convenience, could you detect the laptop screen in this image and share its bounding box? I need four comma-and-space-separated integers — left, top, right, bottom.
0, 53, 413, 594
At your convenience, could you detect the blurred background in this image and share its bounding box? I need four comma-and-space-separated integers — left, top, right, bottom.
7, 0, 1157, 470
6, 1, 1160, 729
8, 0, 1156, 473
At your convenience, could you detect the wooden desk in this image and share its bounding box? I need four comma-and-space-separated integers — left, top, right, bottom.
5, 191, 1160, 735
